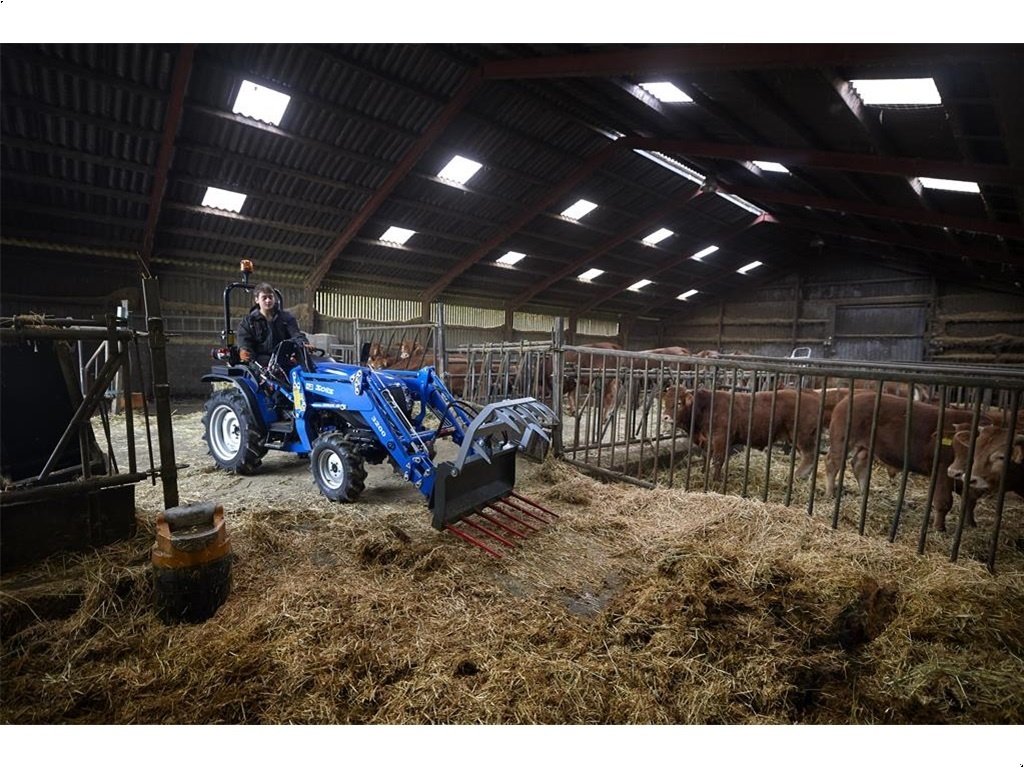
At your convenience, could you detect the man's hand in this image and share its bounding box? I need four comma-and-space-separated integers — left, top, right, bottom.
239, 348, 252, 362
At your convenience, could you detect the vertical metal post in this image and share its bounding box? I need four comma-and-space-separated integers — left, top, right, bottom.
551, 318, 564, 457
950, 391, 984, 563
142, 276, 179, 509
436, 303, 447, 381
889, 388, 915, 541
762, 373, 780, 504
987, 389, 1020, 573
918, 385, 948, 554
857, 382, 885, 536
806, 375, 829, 517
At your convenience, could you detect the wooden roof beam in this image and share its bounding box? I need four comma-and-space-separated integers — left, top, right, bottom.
480, 45, 1013, 80
628, 138, 1024, 187
780, 218, 1023, 267
505, 186, 706, 312
718, 183, 1024, 241
140, 43, 195, 278
304, 71, 482, 296
572, 214, 772, 316
420, 139, 624, 304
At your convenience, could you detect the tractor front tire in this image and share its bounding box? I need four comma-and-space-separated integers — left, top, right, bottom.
202, 388, 267, 474
310, 433, 367, 502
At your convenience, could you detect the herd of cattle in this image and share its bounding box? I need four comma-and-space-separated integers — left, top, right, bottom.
661, 384, 1021, 533
361, 338, 1022, 533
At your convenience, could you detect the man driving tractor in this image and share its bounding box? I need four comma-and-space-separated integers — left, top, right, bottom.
236, 282, 307, 365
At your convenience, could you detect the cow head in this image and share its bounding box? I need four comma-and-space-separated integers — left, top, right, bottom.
947, 425, 1024, 492
366, 341, 392, 370
661, 385, 694, 430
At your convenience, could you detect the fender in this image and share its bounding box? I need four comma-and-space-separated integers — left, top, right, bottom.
200, 369, 268, 431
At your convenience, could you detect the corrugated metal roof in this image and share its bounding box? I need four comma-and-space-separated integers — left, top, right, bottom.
2, 43, 1022, 324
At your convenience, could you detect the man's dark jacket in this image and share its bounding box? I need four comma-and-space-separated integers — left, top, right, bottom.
236, 306, 307, 358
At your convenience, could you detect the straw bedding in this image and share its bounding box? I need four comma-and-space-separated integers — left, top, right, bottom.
1, 402, 1022, 724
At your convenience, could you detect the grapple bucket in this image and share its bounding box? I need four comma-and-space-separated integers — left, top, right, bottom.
429, 396, 558, 557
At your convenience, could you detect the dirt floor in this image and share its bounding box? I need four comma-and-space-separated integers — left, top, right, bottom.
2, 398, 1023, 736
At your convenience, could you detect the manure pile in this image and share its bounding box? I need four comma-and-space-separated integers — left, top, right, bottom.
1, 405, 1022, 724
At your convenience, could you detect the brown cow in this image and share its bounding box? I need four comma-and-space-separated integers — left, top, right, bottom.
562, 342, 622, 416
948, 425, 1024, 498
367, 339, 436, 371
662, 386, 822, 481
824, 393, 985, 531
642, 346, 691, 356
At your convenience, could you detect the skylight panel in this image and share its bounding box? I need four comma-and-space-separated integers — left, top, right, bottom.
437, 155, 482, 185
638, 82, 693, 103
561, 199, 598, 220
496, 251, 525, 266
380, 226, 415, 245
918, 177, 981, 194
232, 80, 291, 126
752, 160, 789, 174
578, 268, 604, 282
737, 260, 764, 275
642, 228, 674, 246
627, 279, 653, 292
690, 245, 719, 261
677, 289, 699, 301
201, 186, 247, 213
850, 78, 942, 106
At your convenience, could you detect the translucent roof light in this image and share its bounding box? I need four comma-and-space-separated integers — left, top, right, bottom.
561, 199, 598, 220
753, 160, 789, 174
690, 245, 719, 261
627, 279, 653, 292
642, 228, 674, 246
918, 177, 981, 194
496, 251, 525, 266
578, 268, 604, 282
638, 82, 692, 103
677, 289, 699, 301
232, 80, 291, 126
201, 186, 247, 213
437, 155, 482, 185
737, 260, 764, 275
850, 78, 942, 106
380, 226, 415, 245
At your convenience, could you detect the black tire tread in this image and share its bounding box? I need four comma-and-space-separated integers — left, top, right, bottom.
201, 388, 267, 475
310, 432, 367, 502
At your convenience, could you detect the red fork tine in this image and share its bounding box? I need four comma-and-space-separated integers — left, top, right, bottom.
509, 491, 559, 519
445, 522, 504, 558
461, 516, 518, 550
484, 501, 541, 532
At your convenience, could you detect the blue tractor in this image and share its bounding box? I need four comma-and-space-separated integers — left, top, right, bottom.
200, 264, 558, 556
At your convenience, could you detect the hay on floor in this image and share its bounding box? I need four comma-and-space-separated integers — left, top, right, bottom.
1, 404, 1022, 725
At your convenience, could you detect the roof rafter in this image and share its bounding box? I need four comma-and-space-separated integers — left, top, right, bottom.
506, 185, 706, 311
719, 183, 1024, 241
420, 139, 623, 304
780, 218, 1023, 267
303, 71, 482, 295
480, 45, 1009, 80
573, 214, 773, 316
141, 43, 195, 277
628, 138, 1024, 186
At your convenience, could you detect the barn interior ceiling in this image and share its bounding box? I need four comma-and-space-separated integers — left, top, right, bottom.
1, 43, 1022, 323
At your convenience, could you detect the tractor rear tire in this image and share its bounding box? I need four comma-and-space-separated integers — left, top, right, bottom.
310, 433, 367, 502
202, 388, 267, 474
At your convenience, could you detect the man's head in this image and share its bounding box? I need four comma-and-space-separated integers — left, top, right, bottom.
254, 282, 277, 316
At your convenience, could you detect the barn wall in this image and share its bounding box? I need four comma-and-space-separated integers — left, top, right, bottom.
2, 251, 588, 397
663, 261, 1024, 363
931, 285, 1024, 365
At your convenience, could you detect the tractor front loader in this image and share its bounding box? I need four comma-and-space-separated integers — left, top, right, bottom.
200, 263, 559, 557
